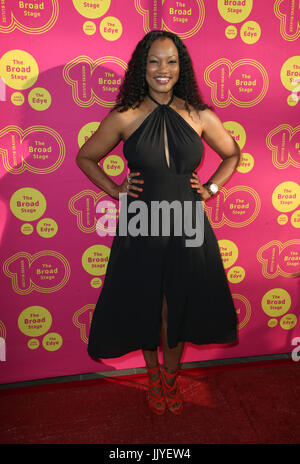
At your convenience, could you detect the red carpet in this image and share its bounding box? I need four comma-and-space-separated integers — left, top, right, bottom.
0, 358, 299, 444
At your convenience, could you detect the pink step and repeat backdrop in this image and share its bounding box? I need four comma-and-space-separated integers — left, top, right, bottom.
0, 0, 299, 384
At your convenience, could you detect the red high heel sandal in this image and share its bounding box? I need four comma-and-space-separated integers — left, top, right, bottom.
161, 366, 183, 414
146, 364, 166, 415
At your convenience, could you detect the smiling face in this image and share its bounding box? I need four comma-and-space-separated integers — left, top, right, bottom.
145, 37, 180, 97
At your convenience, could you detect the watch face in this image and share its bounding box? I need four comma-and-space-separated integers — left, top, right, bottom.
210, 183, 218, 193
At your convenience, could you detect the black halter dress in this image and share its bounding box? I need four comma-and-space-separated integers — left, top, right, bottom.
87, 94, 238, 359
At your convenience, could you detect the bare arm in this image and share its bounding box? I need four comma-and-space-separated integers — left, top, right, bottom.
192, 109, 241, 200
76, 110, 125, 199
201, 109, 241, 188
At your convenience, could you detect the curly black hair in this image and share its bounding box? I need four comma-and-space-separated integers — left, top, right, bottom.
112, 30, 212, 113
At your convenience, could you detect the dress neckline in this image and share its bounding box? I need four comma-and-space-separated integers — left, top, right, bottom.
148, 93, 174, 107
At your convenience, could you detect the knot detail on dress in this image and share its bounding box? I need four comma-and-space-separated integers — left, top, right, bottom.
148, 93, 174, 107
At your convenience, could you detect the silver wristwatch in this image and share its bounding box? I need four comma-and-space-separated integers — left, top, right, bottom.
203, 181, 219, 197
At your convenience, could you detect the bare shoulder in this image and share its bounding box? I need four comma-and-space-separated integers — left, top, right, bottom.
113, 101, 155, 141
200, 108, 223, 131
102, 107, 129, 128
95, 106, 130, 139
200, 108, 235, 151
107, 105, 146, 138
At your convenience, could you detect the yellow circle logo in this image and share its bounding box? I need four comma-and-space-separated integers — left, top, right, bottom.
272, 181, 300, 213
0, 49, 39, 90
225, 25, 237, 39
280, 56, 300, 92
240, 21, 261, 44
28, 87, 51, 111
21, 223, 34, 235
218, 0, 253, 24
91, 277, 102, 288
28, 338, 40, 350
72, 0, 111, 18
102, 155, 124, 176
261, 288, 291, 317
287, 93, 299, 107
83, 21, 97, 35
236, 153, 254, 173
223, 121, 246, 149
11, 92, 25, 106
78, 122, 100, 148
100, 16, 122, 41
218, 239, 238, 269
291, 210, 300, 228
268, 318, 278, 328
227, 266, 245, 283
42, 332, 63, 351
277, 214, 289, 225
82, 245, 111, 276
10, 187, 47, 221
280, 314, 297, 330
36, 218, 58, 238
18, 306, 52, 337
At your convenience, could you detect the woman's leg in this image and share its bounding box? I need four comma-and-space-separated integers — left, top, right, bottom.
142, 347, 163, 411
142, 347, 159, 369
142, 294, 184, 371
161, 294, 184, 371
142, 294, 184, 411
160, 294, 184, 409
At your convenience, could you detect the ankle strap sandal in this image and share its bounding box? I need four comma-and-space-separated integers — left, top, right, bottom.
161, 366, 183, 414
146, 364, 166, 415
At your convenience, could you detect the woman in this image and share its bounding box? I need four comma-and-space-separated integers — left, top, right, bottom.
76, 30, 241, 415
